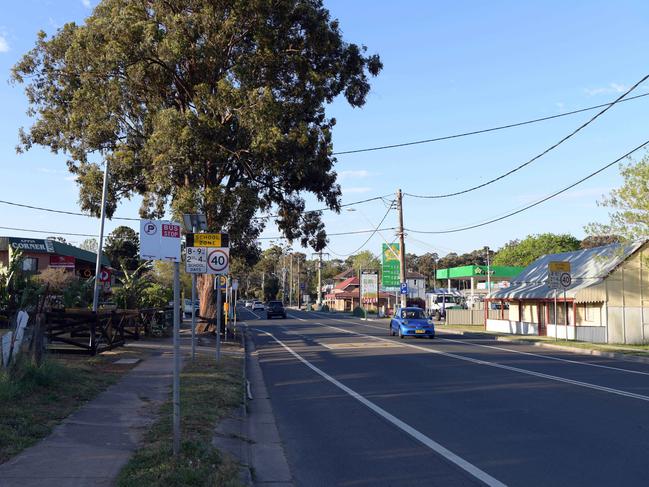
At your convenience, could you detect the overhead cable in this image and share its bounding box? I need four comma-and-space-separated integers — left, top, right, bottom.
333, 91, 649, 156
404, 139, 649, 234
403, 74, 649, 199
326, 202, 395, 257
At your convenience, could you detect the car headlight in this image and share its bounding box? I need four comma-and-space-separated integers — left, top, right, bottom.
427, 319, 433, 325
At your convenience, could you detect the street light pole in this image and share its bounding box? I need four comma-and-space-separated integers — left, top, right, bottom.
92, 161, 109, 312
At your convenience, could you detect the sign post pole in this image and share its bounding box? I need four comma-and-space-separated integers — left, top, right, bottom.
191, 225, 197, 361
92, 160, 109, 312
172, 261, 181, 456
216, 276, 222, 362
554, 290, 558, 341
564, 288, 568, 341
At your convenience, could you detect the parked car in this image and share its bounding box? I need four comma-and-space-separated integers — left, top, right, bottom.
389, 307, 435, 339
183, 299, 199, 317
245, 300, 254, 308
252, 301, 265, 311
266, 300, 287, 319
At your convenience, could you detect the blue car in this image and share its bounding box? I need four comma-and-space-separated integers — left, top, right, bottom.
390, 307, 435, 339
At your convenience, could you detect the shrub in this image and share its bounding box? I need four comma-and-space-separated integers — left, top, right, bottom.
140, 283, 172, 309
320, 304, 330, 312
352, 306, 366, 317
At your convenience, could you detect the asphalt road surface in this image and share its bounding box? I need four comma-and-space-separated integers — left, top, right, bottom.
239, 307, 649, 487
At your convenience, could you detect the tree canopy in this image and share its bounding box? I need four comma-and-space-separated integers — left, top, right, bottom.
493, 233, 581, 267
12, 0, 382, 257
586, 155, 649, 241
104, 225, 140, 270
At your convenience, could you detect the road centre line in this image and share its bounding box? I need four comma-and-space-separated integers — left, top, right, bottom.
315, 322, 649, 403
311, 314, 649, 378
254, 328, 508, 487
287, 313, 307, 321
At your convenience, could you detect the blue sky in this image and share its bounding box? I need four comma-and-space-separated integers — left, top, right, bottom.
2, 0, 649, 259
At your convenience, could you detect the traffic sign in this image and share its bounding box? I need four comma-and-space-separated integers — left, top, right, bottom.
139, 220, 182, 262
548, 261, 571, 290
186, 233, 229, 248
206, 248, 229, 274
185, 247, 207, 273
400, 282, 408, 295
98, 269, 110, 282
231, 279, 239, 291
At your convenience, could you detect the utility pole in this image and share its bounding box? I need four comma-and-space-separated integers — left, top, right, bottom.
312, 251, 329, 308
289, 253, 293, 307
397, 188, 407, 308
485, 246, 491, 293
297, 257, 301, 309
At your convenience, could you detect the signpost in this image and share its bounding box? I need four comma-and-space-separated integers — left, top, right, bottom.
206, 248, 230, 275
400, 282, 408, 295
548, 261, 571, 340
360, 271, 379, 320
139, 220, 182, 456
381, 243, 400, 288
98, 269, 110, 283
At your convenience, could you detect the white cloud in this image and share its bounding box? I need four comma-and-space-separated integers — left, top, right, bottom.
343, 187, 372, 194
584, 82, 628, 96
338, 169, 370, 180
0, 35, 9, 53
82, 0, 91, 8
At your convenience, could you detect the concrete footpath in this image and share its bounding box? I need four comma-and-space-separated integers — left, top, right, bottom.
0, 347, 174, 487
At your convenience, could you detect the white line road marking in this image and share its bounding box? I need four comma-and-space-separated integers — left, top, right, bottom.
254, 328, 507, 487
317, 322, 649, 403
287, 313, 306, 321
312, 313, 649, 378
246, 309, 262, 319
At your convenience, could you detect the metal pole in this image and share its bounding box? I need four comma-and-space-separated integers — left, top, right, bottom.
554, 289, 559, 341
564, 289, 568, 340
317, 252, 323, 307
92, 160, 110, 312
297, 258, 300, 310
397, 189, 407, 308
216, 276, 222, 362
486, 246, 491, 294
190, 225, 197, 361
172, 261, 181, 456
289, 253, 293, 307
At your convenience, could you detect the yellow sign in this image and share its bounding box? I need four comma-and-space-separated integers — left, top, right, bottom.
383, 243, 399, 262
548, 261, 571, 273
193, 233, 225, 247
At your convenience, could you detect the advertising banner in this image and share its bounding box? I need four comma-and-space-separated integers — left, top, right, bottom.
49, 255, 75, 269
361, 271, 379, 304
381, 243, 400, 288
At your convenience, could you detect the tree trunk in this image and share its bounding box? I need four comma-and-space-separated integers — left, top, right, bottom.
198, 274, 216, 328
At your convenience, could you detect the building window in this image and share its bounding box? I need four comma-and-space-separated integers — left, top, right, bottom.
22, 257, 38, 272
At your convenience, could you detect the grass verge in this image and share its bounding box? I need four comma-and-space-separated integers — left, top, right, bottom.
0, 347, 145, 463
117, 353, 244, 487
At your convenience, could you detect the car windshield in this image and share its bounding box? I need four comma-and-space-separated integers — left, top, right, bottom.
269, 301, 283, 306
401, 309, 424, 319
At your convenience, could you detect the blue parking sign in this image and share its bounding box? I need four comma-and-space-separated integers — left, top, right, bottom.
400, 282, 408, 295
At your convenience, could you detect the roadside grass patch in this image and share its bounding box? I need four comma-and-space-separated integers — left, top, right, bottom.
117, 354, 243, 487
0, 349, 142, 463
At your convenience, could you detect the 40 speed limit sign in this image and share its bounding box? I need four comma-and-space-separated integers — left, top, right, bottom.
206, 248, 229, 275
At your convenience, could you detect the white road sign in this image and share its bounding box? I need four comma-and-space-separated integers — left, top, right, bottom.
547, 261, 571, 290
140, 220, 182, 262
206, 247, 230, 275
231, 279, 239, 291
560, 272, 572, 288
185, 247, 208, 273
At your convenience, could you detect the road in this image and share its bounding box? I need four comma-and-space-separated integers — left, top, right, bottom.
238, 307, 649, 486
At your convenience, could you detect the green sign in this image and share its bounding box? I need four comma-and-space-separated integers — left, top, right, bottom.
381, 243, 400, 288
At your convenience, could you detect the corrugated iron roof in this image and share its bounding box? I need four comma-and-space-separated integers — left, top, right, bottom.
489, 241, 645, 300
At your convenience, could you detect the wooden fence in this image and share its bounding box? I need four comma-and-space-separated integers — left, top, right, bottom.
45, 307, 170, 354
445, 309, 508, 325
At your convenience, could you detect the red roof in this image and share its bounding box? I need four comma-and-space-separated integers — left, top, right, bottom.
325, 290, 393, 300
335, 277, 359, 290
333, 268, 356, 281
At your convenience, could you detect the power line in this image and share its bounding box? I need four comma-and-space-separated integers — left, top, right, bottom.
0, 226, 98, 238
332, 91, 649, 156
0, 199, 140, 221
404, 73, 649, 199
404, 138, 649, 235
326, 201, 395, 257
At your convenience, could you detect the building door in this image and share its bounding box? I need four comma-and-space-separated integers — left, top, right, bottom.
538, 302, 547, 336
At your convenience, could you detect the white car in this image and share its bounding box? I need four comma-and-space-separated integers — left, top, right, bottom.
183, 299, 200, 317
245, 300, 254, 308
252, 301, 265, 311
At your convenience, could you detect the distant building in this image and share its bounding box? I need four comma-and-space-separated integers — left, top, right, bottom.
324, 276, 395, 313
436, 265, 524, 295
0, 236, 110, 278
487, 242, 649, 344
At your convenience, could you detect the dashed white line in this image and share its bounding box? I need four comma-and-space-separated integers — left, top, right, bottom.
312, 313, 649, 377
255, 327, 508, 487
313, 322, 649, 403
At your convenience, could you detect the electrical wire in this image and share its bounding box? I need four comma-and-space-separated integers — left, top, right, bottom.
332, 91, 649, 156
0, 226, 98, 237
403, 74, 649, 199
326, 202, 395, 257
404, 138, 649, 235
0, 199, 140, 221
